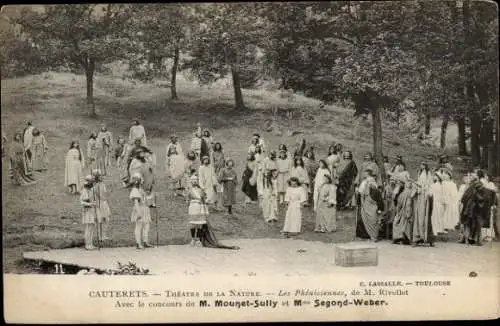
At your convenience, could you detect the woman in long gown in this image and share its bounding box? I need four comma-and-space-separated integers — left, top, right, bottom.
277, 149, 292, 204
166, 141, 186, 195
218, 159, 237, 215
315, 174, 337, 233
202, 129, 214, 155
282, 177, 307, 237
412, 163, 435, 246
356, 168, 384, 241
9, 133, 37, 186
65, 140, 85, 194
441, 170, 459, 232
392, 177, 417, 245
428, 172, 446, 235
313, 159, 331, 211
81, 175, 97, 250
254, 146, 265, 198
336, 150, 358, 209
31, 128, 48, 172
212, 142, 226, 210
198, 155, 218, 207
87, 133, 99, 173
261, 169, 279, 222
242, 153, 259, 203
304, 149, 319, 206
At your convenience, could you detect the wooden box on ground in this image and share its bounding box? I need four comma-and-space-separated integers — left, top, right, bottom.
335, 242, 378, 267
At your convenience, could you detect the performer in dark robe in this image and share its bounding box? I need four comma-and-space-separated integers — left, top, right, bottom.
293, 139, 306, 159
9, 133, 37, 186
242, 153, 259, 202
200, 137, 210, 162
459, 172, 487, 245
356, 168, 384, 241
336, 150, 358, 209
392, 177, 417, 245
123, 139, 153, 186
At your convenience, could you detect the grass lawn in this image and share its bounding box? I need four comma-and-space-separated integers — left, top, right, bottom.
2, 71, 458, 273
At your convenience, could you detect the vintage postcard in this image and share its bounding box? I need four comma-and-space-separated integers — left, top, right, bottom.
2, 1, 499, 323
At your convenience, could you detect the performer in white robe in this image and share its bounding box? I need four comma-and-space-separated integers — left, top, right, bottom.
429, 172, 445, 235
65, 141, 85, 194
282, 177, 307, 236
313, 159, 331, 211
277, 149, 292, 204
166, 140, 186, 193
129, 119, 147, 147
23, 121, 35, 172
441, 170, 459, 232
198, 156, 218, 206
97, 124, 113, 169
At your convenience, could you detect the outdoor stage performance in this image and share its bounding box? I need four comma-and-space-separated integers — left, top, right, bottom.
1, 1, 499, 312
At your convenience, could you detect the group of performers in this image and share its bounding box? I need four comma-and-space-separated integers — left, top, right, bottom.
355, 154, 498, 247
4, 118, 499, 250
4, 120, 49, 186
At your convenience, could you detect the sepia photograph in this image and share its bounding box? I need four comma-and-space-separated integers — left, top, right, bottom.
2, 1, 499, 323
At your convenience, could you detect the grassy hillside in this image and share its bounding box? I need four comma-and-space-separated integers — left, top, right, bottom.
1, 71, 452, 273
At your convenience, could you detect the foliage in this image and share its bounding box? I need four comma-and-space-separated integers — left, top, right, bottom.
184, 3, 268, 90
15, 5, 134, 75
126, 4, 191, 82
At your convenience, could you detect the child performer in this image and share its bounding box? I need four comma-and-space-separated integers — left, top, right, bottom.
130, 173, 153, 249
314, 174, 337, 233
114, 137, 126, 168
313, 159, 331, 211
218, 159, 238, 215
92, 169, 112, 241
282, 177, 307, 237
261, 169, 279, 223
81, 175, 97, 250
277, 149, 292, 204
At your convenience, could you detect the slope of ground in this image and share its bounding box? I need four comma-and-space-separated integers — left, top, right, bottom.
2, 71, 456, 273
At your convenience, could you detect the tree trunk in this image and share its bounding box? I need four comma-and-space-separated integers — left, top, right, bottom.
371, 105, 386, 182
231, 66, 245, 110
440, 115, 449, 149
170, 42, 180, 100
470, 111, 481, 168
456, 117, 467, 155
85, 59, 95, 116
424, 112, 431, 135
